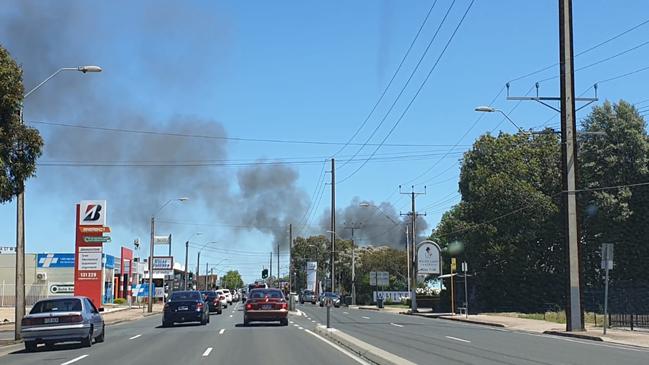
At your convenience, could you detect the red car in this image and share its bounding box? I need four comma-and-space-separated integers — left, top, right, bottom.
243, 288, 288, 326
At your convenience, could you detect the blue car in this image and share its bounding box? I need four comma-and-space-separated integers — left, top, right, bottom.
163, 291, 210, 327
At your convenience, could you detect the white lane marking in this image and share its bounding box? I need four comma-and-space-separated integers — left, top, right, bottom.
61, 355, 89, 365
289, 321, 294, 324
390, 323, 403, 328
298, 326, 304, 330
311, 320, 316, 323
361, 316, 371, 319
202, 347, 213, 357
446, 336, 471, 343
293, 324, 299, 327
343, 311, 349, 315
305, 329, 371, 365
229, 314, 233, 318
129, 334, 142, 340
219, 329, 225, 335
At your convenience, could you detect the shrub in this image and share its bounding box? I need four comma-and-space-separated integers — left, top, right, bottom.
114, 298, 127, 305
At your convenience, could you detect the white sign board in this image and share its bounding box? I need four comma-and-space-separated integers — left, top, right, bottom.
154, 235, 170, 245
373, 291, 411, 303
0, 246, 16, 254
78, 246, 102, 270
306, 261, 318, 292
152, 256, 173, 271
154, 287, 165, 298
48, 282, 75, 296
370, 271, 389, 286
79, 200, 107, 226
601, 243, 614, 270
417, 240, 441, 275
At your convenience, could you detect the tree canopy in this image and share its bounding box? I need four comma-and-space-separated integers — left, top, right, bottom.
221, 270, 244, 290
0, 45, 43, 202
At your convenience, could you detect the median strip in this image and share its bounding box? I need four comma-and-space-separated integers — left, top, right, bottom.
314, 325, 416, 365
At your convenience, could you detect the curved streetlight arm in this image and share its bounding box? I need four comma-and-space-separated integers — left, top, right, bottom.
24, 66, 102, 99
475, 106, 529, 135
359, 203, 400, 226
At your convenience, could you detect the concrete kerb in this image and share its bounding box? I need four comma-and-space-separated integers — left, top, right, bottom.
543, 330, 604, 342
436, 315, 506, 328
314, 325, 415, 365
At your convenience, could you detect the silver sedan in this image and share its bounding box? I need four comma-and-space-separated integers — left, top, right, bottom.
21, 296, 105, 351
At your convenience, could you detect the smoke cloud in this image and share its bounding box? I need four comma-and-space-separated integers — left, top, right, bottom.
0, 1, 309, 252
319, 197, 429, 249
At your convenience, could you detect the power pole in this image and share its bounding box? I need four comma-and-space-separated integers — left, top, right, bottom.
344, 222, 362, 306
196, 251, 200, 290
400, 185, 426, 313
184, 241, 189, 290
277, 240, 280, 288
289, 224, 293, 293
148, 216, 155, 313
559, 0, 584, 332
330, 158, 336, 293
504, 0, 592, 332
269, 251, 273, 286
405, 225, 411, 294
205, 262, 208, 290
14, 185, 25, 340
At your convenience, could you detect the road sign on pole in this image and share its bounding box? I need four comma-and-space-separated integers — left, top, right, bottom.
602, 243, 614, 334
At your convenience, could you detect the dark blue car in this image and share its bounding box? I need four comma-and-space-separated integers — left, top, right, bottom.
162, 291, 210, 327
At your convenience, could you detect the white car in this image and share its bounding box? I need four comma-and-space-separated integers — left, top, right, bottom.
214, 290, 228, 308
222, 289, 233, 304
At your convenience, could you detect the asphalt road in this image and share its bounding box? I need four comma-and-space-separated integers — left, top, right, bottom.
0, 302, 367, 365
295, 303, 649, 365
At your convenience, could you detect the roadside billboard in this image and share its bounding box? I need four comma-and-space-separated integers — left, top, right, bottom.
74, 201, 110, 308
306, 261, 317, 292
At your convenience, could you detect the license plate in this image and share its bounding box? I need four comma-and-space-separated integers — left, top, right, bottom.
44, 317, 59, 324
178, 306, 189, 311
261, 304, 272, 310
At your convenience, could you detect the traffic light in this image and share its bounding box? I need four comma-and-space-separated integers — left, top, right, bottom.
188, 272, 194, 282
262, 269, 268, 279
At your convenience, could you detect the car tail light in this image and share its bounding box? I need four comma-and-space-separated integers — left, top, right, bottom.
213, 299, 219, 304
220, 296, 225, 300
59, 315, 83, 324
21, 317, 41, 326
196, 302, 204, 312
280, 302, 288, 310
245, 303, 252, 310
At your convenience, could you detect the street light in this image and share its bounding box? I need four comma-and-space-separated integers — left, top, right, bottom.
148, 197, 189, 313
475, 106, 529, 134
15, 65, 102, 341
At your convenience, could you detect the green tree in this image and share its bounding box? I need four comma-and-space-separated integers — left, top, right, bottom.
0, 45, 43, 202
291, 235, 330, 292
221, 270, 244, 289
433, 131, 563, 312
579, 100, 649, 289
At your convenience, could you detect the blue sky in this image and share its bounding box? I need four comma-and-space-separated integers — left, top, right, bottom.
1, 1, 648, 283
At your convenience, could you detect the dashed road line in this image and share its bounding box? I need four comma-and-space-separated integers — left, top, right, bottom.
446, 336, 471, 343
361, 316, 371, 319
202, 347, 213, 357
289, 321, 294, 324
129, 334, 142, 340
311, 320, 316, 323
390, 323, 403, 328
293, 324, 299, 327
229, 314, 233, 318
343, 311, 349, 315
298, 326, 304, 330
61, 355, 89, 365
219, 329, 225, 335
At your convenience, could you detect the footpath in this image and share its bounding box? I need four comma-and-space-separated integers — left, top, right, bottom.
353, 305, 649, 348
0, 304, 163, 346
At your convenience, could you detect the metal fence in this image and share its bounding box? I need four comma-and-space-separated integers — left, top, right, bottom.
0, 283, 49, 307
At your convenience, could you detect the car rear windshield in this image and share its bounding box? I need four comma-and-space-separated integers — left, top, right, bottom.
30, 298, 82, 313
202, 291, 217, 298
170, 291, 200, 301
249, 289, 284, 299
303, 290, 314, 294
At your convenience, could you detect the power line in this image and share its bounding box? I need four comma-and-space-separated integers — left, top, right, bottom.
338, 0, 459, 171
537, 39, 649, 83
332, 0, 440, 157
27, 119, 469, 148
337, 0, 477, 184
507, 17, 649, 84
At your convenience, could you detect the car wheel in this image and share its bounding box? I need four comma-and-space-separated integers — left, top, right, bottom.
95, 325, 105, 343
24, 341, 37, 352
162, 321, 172, 327
281, 319, 288, 326
207, 314, 210, 324
81, 327, 93, 347
45, 342, 55, 350
243, 316, 249, 326
218, 309, 222, 315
